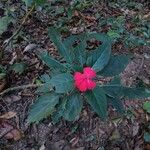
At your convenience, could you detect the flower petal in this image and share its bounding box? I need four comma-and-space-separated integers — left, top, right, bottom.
74, 72, 83, 80
87, 79, 96, 90
78, 80, 88, 92
83, 67, 96, 78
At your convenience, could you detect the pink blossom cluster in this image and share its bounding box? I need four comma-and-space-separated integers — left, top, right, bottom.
74, 67, 96, 92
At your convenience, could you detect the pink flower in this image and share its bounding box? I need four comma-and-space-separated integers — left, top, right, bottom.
74, 67, 96, 92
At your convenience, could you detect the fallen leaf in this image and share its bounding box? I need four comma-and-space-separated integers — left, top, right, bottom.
144, 144, 150, 150
70, 137, 79, 147
23, 43, 37, 53
5, 128, 23, 141
39, 143, 46, 150
109, 128, 120, 140
132, 122, 139, 136
143, 12, 150, 20
0, 121, 13, 138
4, 94, 21, 103
0, 121, 23, 141
0, 111, 17, 119
0, 78, 6, 92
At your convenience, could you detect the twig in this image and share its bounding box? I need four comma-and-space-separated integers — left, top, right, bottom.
0, 5, 35, 58
0, 84, 42, 97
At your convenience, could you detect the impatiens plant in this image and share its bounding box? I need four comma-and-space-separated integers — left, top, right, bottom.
27, 27, 150, 123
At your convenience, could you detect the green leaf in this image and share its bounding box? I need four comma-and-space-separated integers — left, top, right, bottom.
123, 87, 150, 99
85, 86, 107, 119
85, 33, 111, 72
63, 33, 87, 66
35, 83, 52, 94
51, 98, 67, 124
107, 30, 120, 39
92, 43, 111, 72
38, 51, 67, 70
74, 42, 86, 66
0, 73, 6, 80
0, 65, 6, 79
107, 96, 124, 114
40, 74, 51, 83
28, 93, 59, 123
143, 101, 150, 113
34, 0, 46, 5
86, 33, 112, 67
102, 78, 150, 99
99, 55, 130, 77
22, 0, 33, 6
50, 73, 74, 93
144, 132, 150, 142
35, 74, 52, 94
63, 34, 79, 48
48, 27, 73, 63
102, 76, 123, 98
0, 16, 12, 35
22, 0, 46, 6
0, 65, 6, 73
88, 32, 111, 43
11, 62, 26, 74
63, 93, 83, 121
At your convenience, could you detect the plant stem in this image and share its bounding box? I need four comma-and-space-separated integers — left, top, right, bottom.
1, 4, 35, 59
0, 83, 43, 97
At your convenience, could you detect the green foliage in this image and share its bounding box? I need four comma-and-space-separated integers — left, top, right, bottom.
49, 73, 74, 93
102, 77, 150, 99
107, 96, 124, 114
35, 74, 52, 94
100, 77, 150, 115
28, 93, 59, 123
48, 27, 73, 63
144, 132, 150, 142
63, 92, 83, 121
38, 51, 67, 71
143, 101, 150, 113
92, 43, 111, 72
99, 14, 149, 47
122, 87, 150, 99
86, 86, 107, 119
51, 97, 67, 123
11, 62, 26, 75
28, 27, 150, 124
0, 16, 12, 35
86, 33, 112, 67
22, 0, 46, 7
63, 34, 87, 67
99, 55, 130, 77
0, 65, 6, 80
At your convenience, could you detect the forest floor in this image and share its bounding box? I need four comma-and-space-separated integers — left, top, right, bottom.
0, 1, 150, 150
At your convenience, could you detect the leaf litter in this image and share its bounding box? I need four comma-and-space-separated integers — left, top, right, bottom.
0, 0, 150, 149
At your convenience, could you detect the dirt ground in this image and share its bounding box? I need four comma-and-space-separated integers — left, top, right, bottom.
0, 1, 150, 150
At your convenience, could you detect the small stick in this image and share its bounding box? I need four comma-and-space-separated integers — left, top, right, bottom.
0, 84, 42, 96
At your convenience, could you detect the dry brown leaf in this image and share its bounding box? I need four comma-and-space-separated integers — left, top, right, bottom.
4, 94, 21, 103
0, 78, 6, 92
74, 10, 79, 17
0, 121, 23, 141
109, 128, 120, 140
144, 144, 150, 150
5, 128, 23, 141
143, 12, 150, 20
70, 137, 79, 147
83, 15, 96, 22
0, 121, 13, 138
0, 111, 17, 119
